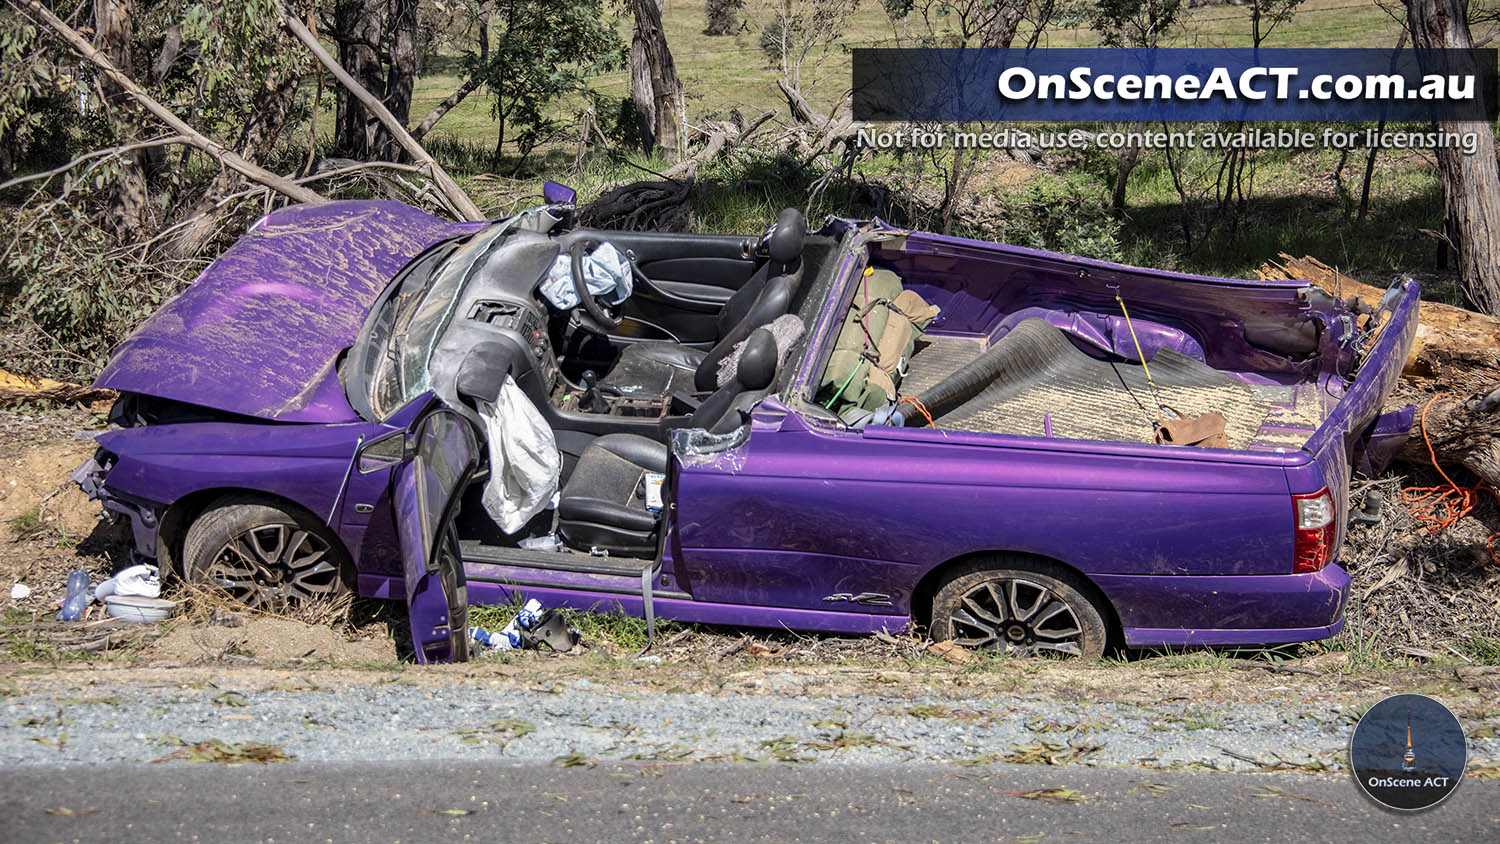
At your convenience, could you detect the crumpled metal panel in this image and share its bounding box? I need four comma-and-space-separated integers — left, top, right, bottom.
94, 201, 481, 422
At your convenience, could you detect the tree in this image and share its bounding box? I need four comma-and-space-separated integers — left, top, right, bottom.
1402, 0, 1500, 315
92, 0, 149, 235
468, 0, 622, 169
629, 0, 685, 156
704, 0, 744, 35
1088, 0, 1182, 214
328, 0, 420, 160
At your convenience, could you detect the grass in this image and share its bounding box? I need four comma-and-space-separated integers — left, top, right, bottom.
469, 600, 685, 654
8, 507, 43, 539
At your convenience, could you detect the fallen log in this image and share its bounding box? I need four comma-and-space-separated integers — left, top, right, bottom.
1257, 254, 1500, 489
1256, 254, 1500, 389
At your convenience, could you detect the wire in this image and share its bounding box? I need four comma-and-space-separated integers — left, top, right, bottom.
1401, 392, 1500, 565
1114, 291, 1171, 421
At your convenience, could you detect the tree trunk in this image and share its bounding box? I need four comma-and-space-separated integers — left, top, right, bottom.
170, 74, 302, 257
412, 16, 487, 142
333, 0, 384, 158
1112, 139, 1142, 215
1402, 0, 1500, 316
629, 33, 655, 153
629, 0, 685, 157
377, 0, 418, 160
979, 3, 1023, 49
92, 0, 149, 235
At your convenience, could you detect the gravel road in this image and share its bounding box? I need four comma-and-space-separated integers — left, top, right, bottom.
5, 670, 1498, 774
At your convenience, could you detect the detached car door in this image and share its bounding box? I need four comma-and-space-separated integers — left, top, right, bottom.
394, 407, 481, 664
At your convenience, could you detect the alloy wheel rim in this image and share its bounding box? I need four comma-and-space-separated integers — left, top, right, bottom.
947, 577, 1085, 657
206, 524, 340, 610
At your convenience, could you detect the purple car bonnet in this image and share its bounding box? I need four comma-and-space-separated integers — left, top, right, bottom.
94, 201, 480, 423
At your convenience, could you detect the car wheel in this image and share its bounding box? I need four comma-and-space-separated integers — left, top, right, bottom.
181, 495, 352, 611
928, 557, 1108, 659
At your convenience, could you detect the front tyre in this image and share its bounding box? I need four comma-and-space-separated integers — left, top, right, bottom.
928, 557, 1108, 659
181, 495, 352, 611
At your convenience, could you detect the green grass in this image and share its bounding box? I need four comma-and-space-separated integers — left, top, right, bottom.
7, 507, 42, 539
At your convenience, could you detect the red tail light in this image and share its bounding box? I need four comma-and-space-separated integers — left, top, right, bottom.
1292, 487, 1336, 573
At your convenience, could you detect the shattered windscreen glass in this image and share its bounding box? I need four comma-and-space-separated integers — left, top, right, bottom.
368, 216, 526, 418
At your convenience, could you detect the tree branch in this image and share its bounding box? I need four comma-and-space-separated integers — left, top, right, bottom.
14, 0, 325, 205
0, 135, 189, 193
281, 11, 484, 222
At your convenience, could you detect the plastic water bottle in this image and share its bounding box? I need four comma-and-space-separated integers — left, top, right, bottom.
469, 626, 513, 650
56, 570, 90, 621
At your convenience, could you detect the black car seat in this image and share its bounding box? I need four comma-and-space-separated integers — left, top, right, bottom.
604, 208, 805, 396
557, 328, 781, 556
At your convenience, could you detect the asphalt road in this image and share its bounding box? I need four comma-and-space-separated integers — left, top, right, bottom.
4, 761, 1494, 843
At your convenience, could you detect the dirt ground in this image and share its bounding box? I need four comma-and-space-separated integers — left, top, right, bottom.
2, 405, 1498, 704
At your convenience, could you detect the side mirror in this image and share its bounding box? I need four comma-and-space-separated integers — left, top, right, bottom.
543, 180, 576, 205
356, 430, 407, 473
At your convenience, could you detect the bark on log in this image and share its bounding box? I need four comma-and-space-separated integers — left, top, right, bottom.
1256, 254, 1500, 388
20, 0, 325, 205
1257, 254, 1500, 488
282, 12, 484, 222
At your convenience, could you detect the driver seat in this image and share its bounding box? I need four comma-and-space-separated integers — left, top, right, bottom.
604, 208, 805, 396
557, 328, 781, 556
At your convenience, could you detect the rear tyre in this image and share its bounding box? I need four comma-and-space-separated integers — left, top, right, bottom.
928, 557, 1108, 660
181, 495, 352, 611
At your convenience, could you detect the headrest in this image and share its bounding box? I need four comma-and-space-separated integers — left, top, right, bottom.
735, 329, 779, 391
768, 208, 805, 265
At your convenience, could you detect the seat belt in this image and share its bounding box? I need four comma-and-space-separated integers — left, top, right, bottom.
638, 563, 656, 656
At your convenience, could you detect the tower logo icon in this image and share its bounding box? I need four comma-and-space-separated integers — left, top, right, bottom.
1350, 693, 1466, 812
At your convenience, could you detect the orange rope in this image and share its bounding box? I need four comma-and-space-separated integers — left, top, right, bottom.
899, 397, 936, 429
1400, 392, 1500, 564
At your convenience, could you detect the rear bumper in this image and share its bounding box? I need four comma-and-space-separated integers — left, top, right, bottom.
1094, 563, 1350, 648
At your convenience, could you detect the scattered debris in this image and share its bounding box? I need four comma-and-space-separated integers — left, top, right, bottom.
471, 599, 581, 652
453, 718, 535, 748
54, 570, 89, 621
152, 739, 292, 764
551, 751, 596, 768
10, 583, 30, 600
926, 639, 976, 665
1004, 739, 1105, 766
999, 786, 1089, 804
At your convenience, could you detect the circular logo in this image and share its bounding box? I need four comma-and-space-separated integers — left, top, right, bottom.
1349, 693, 1467, 812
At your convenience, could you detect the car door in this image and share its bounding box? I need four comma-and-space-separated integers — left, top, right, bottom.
394, 407, 481, 664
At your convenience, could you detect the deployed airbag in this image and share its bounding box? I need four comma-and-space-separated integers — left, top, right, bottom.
478, 375, 561, 533
539, 241, 633, 310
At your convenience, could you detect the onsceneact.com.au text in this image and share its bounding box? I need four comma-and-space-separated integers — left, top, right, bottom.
996, 67, 1479, 104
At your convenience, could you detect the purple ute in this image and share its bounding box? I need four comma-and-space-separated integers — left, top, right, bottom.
75, 197, 1418, 663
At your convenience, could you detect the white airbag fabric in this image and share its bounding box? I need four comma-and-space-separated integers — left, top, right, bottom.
479, 376, 560, 533
539, 241, 633, 310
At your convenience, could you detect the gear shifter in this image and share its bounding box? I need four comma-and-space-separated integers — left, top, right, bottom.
578, 370, 611, 413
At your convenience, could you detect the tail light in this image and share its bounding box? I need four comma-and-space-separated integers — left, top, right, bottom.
1292, 487, 1336, 573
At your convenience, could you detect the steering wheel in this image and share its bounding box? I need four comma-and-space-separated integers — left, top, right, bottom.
569, 240, 623, 333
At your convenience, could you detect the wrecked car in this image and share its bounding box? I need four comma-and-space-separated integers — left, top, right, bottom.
74, 187, 1420, 663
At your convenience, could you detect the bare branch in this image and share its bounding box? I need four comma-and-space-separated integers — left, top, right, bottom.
13, 0, 325, 204
0, 135, 189, 193
281, 11, 484, 221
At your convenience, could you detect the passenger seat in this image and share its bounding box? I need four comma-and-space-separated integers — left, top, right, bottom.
557, 328, 781, 556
